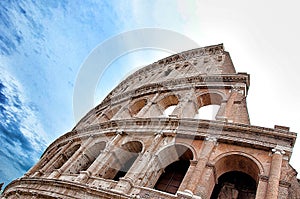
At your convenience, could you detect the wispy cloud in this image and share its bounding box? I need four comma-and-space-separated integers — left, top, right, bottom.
0, 68, 47, 186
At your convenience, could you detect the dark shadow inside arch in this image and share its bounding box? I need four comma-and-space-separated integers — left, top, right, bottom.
112, 141, 143, 181
210, 171, 257, 199
154, 159, 190, 194
154, 145, 193, 194
113, 155, 138, 181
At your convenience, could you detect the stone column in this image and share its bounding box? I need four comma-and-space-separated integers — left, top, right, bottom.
172, 89, 197, 118
142, 102, 164, 118
111, 102, 131, 120
48, 137, 94, 178
255, 175, 268, 199
143, 154, 164, 188
32, 140, 73, 177
196, 163, 217, 198
265, 147, 285, 199
114, 132, 164, 193
173, 99, 198, 118
185, 136, 217, 195
177, 160, 197, 192
215, 100, 227, 121
136, 93, 159, 117
75, 132, 123, 182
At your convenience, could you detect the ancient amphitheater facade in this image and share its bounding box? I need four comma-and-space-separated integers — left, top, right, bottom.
2, 44, 300, 199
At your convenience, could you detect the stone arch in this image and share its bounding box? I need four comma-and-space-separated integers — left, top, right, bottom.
152, 144, 194, 194
196, 91, 224, 107
129, 98, 147, 117
50, 143, 81, 172
105, 140, 143, 181
194, 92, 224, 120
156, 142, 196, 162
157, 94, 179, 116
155, 144, 194, 169
120, 138, 145, 154
210, 152, 263, 199
99, 105, 121, 122
67, 141, 106, 174
38, 147, 62, 171
212, 151, 264, 181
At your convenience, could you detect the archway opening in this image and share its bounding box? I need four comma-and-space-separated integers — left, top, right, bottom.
194, 104, 220, 120
68, 141, 106, 174
163, 105, 177, 117
195, 93, 223, 120
99, 105, 121, 122
113, 155, 137, 181
211, 154, 261, 199
158, 94, 179, 117
111, 141, 143, 181
154, 145, 193, 194
210, 171, 257, 199
129, 99, 147, 116
52, 144, 80, 171
154, 159, 189, 194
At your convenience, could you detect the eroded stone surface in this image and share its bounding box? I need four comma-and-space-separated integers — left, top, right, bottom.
2, 44, 299, 199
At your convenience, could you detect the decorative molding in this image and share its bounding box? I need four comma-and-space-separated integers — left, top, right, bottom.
205, 136, 218, 143
44, 117, 296, 161
272, 145, 287, 155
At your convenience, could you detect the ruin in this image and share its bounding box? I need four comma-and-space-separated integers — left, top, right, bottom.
2, 44, 300, 198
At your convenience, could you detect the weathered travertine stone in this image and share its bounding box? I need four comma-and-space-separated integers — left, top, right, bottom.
2, 44, 299, 199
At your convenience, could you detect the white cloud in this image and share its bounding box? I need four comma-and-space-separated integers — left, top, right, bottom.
175, 0, 300, 177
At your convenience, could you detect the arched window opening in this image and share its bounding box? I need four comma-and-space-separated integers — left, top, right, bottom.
129, 99, 147, 117
99, 105, 121, 122
194, 104, 220, 120
154, 144, 193, 194
210, 171, 257, 199
110, 141, 143, 181
163, 105, 177, 117
39, 147, 62, 170
211, 154, 261, 199
154, 160, 189, 194
158, 95, 179, 117
113, 155, 137, 181
52, 144, 80, 171
197, 93, 222, 106
195, 93, 223, 120
163, 68, 172, 77
68, 142, 106, 174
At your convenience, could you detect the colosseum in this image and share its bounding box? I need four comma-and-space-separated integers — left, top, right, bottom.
1, 44, 300, 199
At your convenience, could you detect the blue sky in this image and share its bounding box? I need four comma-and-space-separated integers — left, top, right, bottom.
1, 0, 300, 187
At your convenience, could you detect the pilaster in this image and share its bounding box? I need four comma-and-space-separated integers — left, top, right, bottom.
265, 146, 285, 199
184, 136, 217, 196
48, 137, 94, 178
136, 93, 160, 117
172, 89, 197, 118
32, 140, 73, 177
76, 131, 123, 182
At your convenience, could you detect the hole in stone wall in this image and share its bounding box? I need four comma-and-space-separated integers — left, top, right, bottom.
110, 141, 143, 181
210, 171, 257, 199
194, 104, 220, 120
154, 145, 193, 194
52, 144, 80, 170
163, 105, 177, 117
154, 160, 190, 194
70, 142, 106, 174
99, 106, 121, 122
113, 155, 138, 181
129, 99, 147, 116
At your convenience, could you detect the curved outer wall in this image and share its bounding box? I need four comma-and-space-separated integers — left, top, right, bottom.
2, 44, 300, 199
